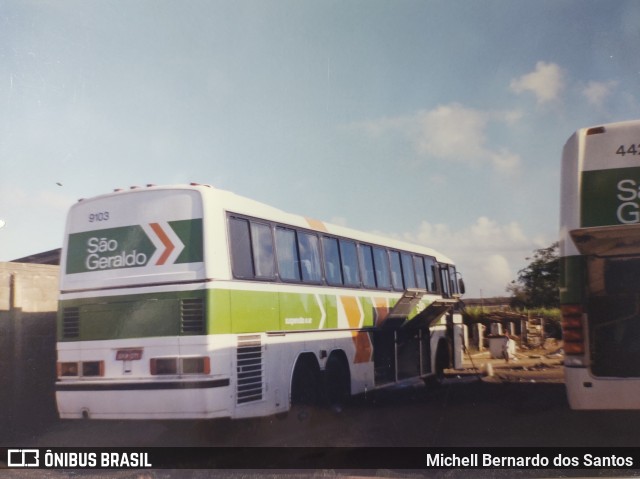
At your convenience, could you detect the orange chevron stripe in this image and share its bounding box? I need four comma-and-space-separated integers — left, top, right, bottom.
373, 297, 389, 327
340, 296, 361, 329
353, 332, 373, 364
340, 296, 372, 364
150, 223, 175, 265
305, 217, 328, 233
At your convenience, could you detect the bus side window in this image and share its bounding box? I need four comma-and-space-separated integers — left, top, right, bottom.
298, 232, 322, 283
359, 244, 376, 288
401, 253, 416, 289
250, 222, 275, 279
322, 237, 343, 286
449, 266, 458, 295
440, 264, 451, 297
229, 217, 254, 279
414, 256, 427, 290
389, 251, 404, 291
275, 227, 301, 282
373, 246, 391, 289
424, 256, 437, 292
340, 239, 361, 287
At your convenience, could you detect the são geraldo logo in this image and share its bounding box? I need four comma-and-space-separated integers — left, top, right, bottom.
66, 219, 203, 274
83, 223, 183, 271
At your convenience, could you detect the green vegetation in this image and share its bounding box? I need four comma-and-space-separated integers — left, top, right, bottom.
507, 242, 559, 309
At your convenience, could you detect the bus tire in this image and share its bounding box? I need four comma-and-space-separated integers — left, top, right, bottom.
324, 351, 351, 410
291, 353, 321, 407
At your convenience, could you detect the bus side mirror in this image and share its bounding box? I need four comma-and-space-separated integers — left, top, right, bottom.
458, 278, 466, 295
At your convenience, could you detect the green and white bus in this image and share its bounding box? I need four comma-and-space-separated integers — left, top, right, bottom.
56, 184, 465, 419
561, 119, 640, 409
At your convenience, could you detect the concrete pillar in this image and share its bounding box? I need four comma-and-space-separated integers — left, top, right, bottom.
452, 314, 464, 370
521, 319, 528, 346
462, 324, 469, 349
475, 323, 484, 351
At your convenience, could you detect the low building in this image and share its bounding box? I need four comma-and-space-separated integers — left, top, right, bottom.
0, 260, 60, 438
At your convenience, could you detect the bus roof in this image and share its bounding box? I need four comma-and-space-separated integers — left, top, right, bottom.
75, 184, 455, 264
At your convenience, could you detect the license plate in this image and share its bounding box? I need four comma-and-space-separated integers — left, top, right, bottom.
116, 349, 143, 361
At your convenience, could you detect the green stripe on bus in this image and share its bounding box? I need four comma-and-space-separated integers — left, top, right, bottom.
58, 290, 208, 341
59, 288, 437, 342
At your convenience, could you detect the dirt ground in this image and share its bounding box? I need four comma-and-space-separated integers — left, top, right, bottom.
5, 342, 638, 478
459, 343, 564, 384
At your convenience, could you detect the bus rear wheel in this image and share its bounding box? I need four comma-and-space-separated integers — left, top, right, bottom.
324, 352, 351, 410
291, 354, 321, 407
289, 354, 322, 421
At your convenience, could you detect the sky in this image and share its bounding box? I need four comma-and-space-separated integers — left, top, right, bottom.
2, 0, 640, 297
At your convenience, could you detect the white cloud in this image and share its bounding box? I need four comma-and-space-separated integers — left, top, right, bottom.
405, 216, 529, 253
510, 61, 565, 105
480, 254, 513, 293
582, 80, 618, 108
352, 103, 522, 175
414, 104, 488, 162
399, 216, 546, 297
489, 148, 521, 174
